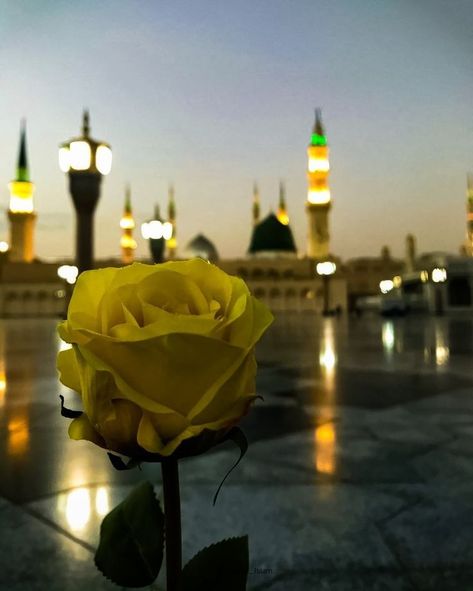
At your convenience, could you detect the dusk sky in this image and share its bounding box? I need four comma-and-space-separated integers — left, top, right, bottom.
0, 0, 472, 261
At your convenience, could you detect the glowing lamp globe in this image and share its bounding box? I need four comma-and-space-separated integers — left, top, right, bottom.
58, 112, 112, 176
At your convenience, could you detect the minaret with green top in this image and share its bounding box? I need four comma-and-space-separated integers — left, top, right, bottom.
8, 120, 37, 262
306, 108, 331, 259
166, 183, 177, 259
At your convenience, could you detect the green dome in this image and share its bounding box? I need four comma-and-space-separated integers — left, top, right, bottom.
248, 213, 297, 255
185, 234, 219, 263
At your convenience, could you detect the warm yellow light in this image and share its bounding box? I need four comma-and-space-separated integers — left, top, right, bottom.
319, 348, 336, 371
121, 235, 137, 249
65, 488, 91, 531
435, 345, 449, 366
96, 145, 112, 175
0, 372, 5, 408
382, 321, 395, 352
432, 268, 447, 283
315, 423, 336, 475
277, 211, 289, 225
58, 147, 71, 172
95, 487, 109, 516
0, 241, 9, 253
420, 270, 428, 283
8, 181, 35, 213
308, 189, 331, 205
316, 261, 336, 276
120, 216, 135, 229
7, 416, 29, 457
69, 141, 91, 171
308, 158, 330, 172
9, 196, 34, 213
393, 276, 402, 288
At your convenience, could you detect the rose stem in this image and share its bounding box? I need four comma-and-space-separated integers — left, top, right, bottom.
161, 458, 182, 591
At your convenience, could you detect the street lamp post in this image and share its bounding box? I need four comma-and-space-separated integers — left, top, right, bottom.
316, 261, 337, 316
59, 111, 112, 274
141, 205, 173, 264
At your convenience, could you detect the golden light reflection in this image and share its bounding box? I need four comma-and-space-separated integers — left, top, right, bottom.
382, 321, 395, 355
0, 371, 6, 408
65, 488, 91, 531
95, 487, 110, 516
319, 321, 337, 387
435, 345, 449, 366
314, 422, 336, 475
434, 323, 449, 366
7, 415, 29, 457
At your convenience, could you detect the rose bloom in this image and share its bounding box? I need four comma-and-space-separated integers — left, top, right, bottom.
57, 260, 273, 458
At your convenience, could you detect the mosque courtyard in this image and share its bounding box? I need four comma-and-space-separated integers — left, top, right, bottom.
0, 313, 473, 590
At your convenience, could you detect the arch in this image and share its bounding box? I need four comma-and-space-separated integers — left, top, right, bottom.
269, 288, 281, 298
267, 268, 280, 280
252, 268, 264, 279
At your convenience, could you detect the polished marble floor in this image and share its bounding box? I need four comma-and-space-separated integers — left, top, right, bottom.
1, 314, 473, 590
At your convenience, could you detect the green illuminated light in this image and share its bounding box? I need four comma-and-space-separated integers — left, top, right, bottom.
311, 133, 327, 146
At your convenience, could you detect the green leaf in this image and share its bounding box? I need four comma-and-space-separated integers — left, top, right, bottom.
95, 481, 164, 588
181, 536, 249, 591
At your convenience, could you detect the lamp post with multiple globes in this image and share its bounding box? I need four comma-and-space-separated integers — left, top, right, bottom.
141, 205, 173, 264
316, 261, 337, 316
59, 111, 112, 274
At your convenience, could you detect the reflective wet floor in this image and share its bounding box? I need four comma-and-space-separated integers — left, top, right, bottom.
1, 314, 473, 590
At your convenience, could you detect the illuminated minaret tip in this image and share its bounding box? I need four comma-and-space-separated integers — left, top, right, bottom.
306, 108, 331, 259
277, 180, 289, 225
465, 174, 473, 256
166, 183, 177, 259
120, 184, 137, 264
252, 182, 260, 226
8, 120, 37, 262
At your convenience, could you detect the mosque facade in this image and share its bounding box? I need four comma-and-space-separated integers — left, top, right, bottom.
0, 112, 470, 317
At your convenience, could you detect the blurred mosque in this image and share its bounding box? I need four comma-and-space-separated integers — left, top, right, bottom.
0, 112, 472, 317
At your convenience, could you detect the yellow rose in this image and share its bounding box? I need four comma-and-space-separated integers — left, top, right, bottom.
57, 259, 273, 458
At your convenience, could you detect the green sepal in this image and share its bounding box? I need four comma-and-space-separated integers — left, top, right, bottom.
181, 536, 249, 591
94, 481, 164, 588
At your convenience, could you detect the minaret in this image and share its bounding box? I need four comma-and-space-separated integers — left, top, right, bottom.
166, 183, 177, 259
8, 120, 36, 262
405, 233, 416, 272
120, 185, 136, 264
252, 182, 260, 226
306, 109, 331, 259
277, 180, 289, 225
466, 174, 473, 255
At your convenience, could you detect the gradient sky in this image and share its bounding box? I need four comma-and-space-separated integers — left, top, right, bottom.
0, 0, 472, 261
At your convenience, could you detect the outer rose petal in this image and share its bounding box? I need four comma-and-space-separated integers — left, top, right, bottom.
68, 414, 106, 447
76, 333, 247, 417
57, 348, 82, 394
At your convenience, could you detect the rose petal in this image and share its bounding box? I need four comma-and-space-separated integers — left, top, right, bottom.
57, 348, 82, 394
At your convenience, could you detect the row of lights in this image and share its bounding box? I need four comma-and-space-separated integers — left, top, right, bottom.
380, 267, 447, 294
